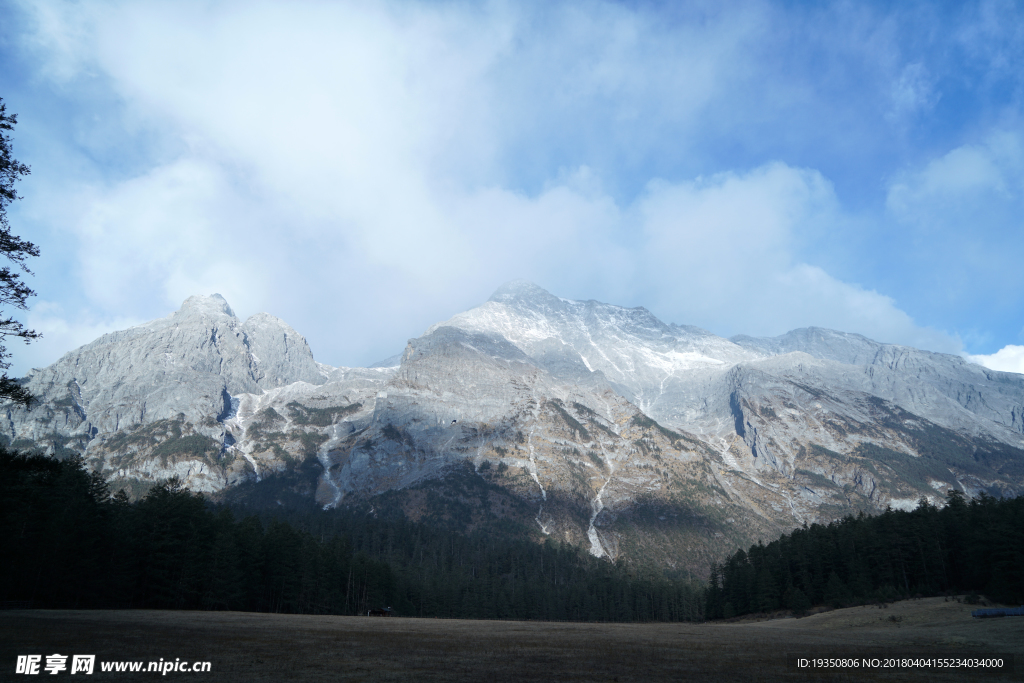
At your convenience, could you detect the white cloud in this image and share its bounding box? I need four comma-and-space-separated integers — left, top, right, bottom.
887, 62, 938, 123
888, 145, 1007, 216
881, 130, 1024, 325
966, 346, 1024, 375
5, 0, 978, 374
72, 157, 274, 315
635, 163, 959, 350
887, 131, 1024, 217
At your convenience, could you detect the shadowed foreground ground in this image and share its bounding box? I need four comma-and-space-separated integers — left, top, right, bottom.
1, 598, 1020, 681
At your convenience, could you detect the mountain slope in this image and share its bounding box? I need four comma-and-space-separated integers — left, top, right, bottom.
732, 327, 1024, 440
4, 283, 1023, 576
6, 294, 393, 493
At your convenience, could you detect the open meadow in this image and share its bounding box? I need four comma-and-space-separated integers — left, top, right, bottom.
2, 598, 1020, 682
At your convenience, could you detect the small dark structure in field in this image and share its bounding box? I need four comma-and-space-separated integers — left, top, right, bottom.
971, 606, 1024, 618
366, 607, 393, 617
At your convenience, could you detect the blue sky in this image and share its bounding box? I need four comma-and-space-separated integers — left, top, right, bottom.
1, 0, 1023, 375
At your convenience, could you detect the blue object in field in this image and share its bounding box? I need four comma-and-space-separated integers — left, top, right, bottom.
971, 606, 1024, 618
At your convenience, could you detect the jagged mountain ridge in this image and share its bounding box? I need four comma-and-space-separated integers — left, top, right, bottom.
732, 327, 1024, 440
7, 294, 394, 493
441, 281, 1024, 448
5, 283, 1023, 574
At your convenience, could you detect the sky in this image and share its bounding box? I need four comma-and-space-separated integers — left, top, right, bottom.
1, 0, 1023, 376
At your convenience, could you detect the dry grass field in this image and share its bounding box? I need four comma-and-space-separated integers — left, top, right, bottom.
2, 598, 1020, 682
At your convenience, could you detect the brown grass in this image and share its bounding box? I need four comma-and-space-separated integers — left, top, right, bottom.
1, 597, 1020, 682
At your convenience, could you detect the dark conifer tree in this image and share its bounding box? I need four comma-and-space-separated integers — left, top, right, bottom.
0, 99, 39, 406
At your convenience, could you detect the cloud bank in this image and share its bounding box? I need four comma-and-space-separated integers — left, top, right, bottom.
967, 346, 1024, 375
4, 0, 1022, 374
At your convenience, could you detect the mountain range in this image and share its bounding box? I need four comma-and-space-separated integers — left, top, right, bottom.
7, 281, 1023, 575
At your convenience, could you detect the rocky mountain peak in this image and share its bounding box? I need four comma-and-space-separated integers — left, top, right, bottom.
488, 280, 565, 309
242, 311, 294, 333
7, 292, 335, 454
176, 293, 236, 320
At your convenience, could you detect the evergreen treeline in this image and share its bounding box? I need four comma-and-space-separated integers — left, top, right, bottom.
705, 492, 1024, 619
242, 504, 705, 622
0, 449, 704, 621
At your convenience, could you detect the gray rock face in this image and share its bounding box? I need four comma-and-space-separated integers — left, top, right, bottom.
432, 283, 1024, 450
320, 322, 748, 565
305, 282, 1022, 574
732, 327, 1024, 436
433, 280, 760, 410
732, 327, 886, 365
414, 282, 1024, 508
240, 312, 327, 388
9, 294, 325, 437
3, 294, 364, 492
